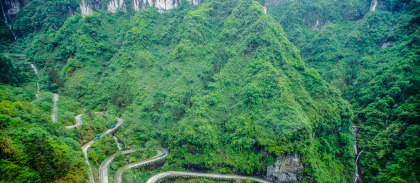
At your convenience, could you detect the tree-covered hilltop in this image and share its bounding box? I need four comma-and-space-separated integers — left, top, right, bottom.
267, 0, 419, 182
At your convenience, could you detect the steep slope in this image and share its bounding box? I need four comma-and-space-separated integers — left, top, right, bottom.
0, 86, 88, 182
66, 0, 352, 181
267, 0, 420, 182
5, 0, 356, 182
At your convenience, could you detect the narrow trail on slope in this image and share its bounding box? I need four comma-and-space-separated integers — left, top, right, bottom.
82, 117, 124, 183
66, 114, 83, 129
51, 93, 59, 123
146, 171, 272, 183
114, 149, 168, 183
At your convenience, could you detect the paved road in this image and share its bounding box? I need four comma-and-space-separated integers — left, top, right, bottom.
99, 149, 137, 183
81, 117, 124, 183
1, 53, 25, 59
146, 171, 272, 183
114, 149, 168, 183
51, 93, 58, 123
66, 114, 83, 129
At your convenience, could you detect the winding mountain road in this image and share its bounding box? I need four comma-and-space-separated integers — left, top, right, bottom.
66, 114, 83, 129
114, 149, 168, 183
82, 117, 124, 183
99, 149, 137, 183
146, 171, 272, 183
51, 93, 58, 123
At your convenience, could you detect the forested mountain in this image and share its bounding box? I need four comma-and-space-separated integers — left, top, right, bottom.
0, 0, 418, 182
266, 0, 419, 182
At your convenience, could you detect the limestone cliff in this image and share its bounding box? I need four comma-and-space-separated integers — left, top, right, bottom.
132, 0, 200, 13
266, 155, 303, 183
107, 0, 126, 13
3, 0, 30, 21
2, 0, 201, 19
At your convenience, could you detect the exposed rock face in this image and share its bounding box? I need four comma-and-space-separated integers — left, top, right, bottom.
381, 42, 393, 49
258, 0, 295, 7
107, 0, 126, 13
147, 0, 180, 12
370, 0, 378, 12
80, 0, 93, 16
4, 0, 201, 18
4, 0, 31, 21
266, 155, 303, 183
187, 0, 200, 6
132, 0, 200, 13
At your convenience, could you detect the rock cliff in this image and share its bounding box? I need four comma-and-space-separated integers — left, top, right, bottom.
2, 0, 201, 18
3, 0, 30, 21
266, 155, 303, 183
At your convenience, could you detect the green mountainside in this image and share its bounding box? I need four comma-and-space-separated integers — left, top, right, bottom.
267, 0, 419, 182
0, 0, 418, 182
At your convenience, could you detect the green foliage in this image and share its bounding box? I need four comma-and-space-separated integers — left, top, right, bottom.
0, 55, 24, 85
0, 86, 87, 182
268, 0, 420, 182
14, 0, 79, 36
10, 0, 415, 182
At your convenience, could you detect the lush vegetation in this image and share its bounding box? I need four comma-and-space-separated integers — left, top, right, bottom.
13, 0, 354, 181
267, 0, 419, 182
0, 0, 418, 182
0, 85, 87, 182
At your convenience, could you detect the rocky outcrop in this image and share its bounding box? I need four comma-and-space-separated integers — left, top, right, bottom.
107, 0, 126, 13
80, 0, 93, 17
3, 0, 31, 21
3, 0, 201, 18
132, 0, 200, 13
266, 154, 303, 183
370, 0, 378, 12
257, 0, 295, 7
187, 0, 200, 6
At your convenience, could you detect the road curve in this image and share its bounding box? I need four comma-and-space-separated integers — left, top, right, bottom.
146, 171, 272, 183
51, 93, 58, 123
81, 117, 124, 183
66, 114, 83, 129
99, 149, 137, 183
114, 149, 168, 183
